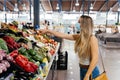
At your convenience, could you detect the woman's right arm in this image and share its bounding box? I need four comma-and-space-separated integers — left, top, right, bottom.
39, 29, 75, 40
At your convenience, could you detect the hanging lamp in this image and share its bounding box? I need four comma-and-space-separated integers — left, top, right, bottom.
14, 3, 19, 12
75, 0, 79, 6
56, 3, 59, 10
90, 3, 93, 10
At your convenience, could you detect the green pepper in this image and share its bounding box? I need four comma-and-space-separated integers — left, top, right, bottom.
32, 55, 43, 62
18, 47, 26, 54
29, 58, 36, 63
0, 38, 9, 53
27, 49, 36, 56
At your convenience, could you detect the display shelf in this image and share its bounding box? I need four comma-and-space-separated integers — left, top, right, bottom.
43, 43, 59, 80
0, 28, 59, 80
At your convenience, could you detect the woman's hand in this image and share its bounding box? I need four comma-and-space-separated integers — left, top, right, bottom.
39, 29, 48, 34
83, 75, 89, 80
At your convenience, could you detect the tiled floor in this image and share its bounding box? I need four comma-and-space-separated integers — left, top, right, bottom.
46, 39, 120, 80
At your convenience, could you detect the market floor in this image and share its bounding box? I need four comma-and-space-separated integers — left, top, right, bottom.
46, 40, 120, 80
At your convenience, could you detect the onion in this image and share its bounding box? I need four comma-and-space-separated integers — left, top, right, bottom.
0, 64, 3, 74
1, 60, 10, 68
6, 55, 13, 61
0, 69, 2, 74
0, 63, 7, 72
0, 51, 6, 58
0, 55, 3, 61
2, 64, 7, 72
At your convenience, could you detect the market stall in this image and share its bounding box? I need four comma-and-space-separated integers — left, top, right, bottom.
0, 21, 59, 80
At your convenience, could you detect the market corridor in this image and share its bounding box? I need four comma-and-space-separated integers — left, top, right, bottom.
47, 39, 120, 80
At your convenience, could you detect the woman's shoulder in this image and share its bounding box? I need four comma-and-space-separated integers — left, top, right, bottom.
90, 35, 98, 43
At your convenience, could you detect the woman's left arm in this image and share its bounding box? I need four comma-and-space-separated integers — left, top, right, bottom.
84, 36, 99, 80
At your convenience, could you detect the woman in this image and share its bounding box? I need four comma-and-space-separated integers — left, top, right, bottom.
39, 15, 99, 80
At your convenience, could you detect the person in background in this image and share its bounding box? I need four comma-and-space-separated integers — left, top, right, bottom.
112, 26, 119, 34
39, 15, 100, 80
67, 26, 71, 34
75, 22, 80, 34
41, 20, 49, 29
73, 26, 75, 34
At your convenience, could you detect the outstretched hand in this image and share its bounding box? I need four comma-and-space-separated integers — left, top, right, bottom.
84, 75, 89, 80
39, 29, 48, 34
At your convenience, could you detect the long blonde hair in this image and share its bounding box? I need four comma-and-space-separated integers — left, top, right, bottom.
74, 15, 93, 58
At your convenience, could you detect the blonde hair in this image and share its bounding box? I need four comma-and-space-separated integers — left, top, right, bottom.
74, 15, 93, 58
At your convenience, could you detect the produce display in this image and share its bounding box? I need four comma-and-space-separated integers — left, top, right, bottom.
0, 50, 12, 74
0, 22, 58, 80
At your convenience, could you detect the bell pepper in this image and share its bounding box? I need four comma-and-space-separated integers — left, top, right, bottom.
15, 54, 28, 67
24, 63, 35, 73
2, 36, 20, 51
9, 50, 19, 58
29, 62, 38, 71
0, 38, 9, 53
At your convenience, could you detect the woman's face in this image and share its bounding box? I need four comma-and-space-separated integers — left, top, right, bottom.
78, 18, 81, 23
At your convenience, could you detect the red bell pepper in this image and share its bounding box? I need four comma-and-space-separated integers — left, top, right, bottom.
15, 54, 28, 67
24, 63, 35, 73
9, 50, 19, 58
29, 62, 38, 71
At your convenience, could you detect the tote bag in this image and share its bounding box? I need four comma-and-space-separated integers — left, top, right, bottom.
92, 71, 108, 80
91, 48, 108, 80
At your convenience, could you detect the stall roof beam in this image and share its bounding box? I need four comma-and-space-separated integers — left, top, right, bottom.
6, 0, 14, 11
109, 1, 118, 12
40, 1, 45, 12
70, 0, 73, 11
112, 2, 118, 9
48, 0, 53, 11
0, 1, 10, 11
99, 0, 109, 12
93, 0, 96, 8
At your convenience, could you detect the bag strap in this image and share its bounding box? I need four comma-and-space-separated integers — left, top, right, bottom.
99, 47, 106, 72
90, 47, 106, 80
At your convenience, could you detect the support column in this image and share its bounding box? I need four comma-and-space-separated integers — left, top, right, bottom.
105, 0, 109, 27
4, 0, 7, 23
88, 0, 90, 15
34, 0, 40, 29
29, 0, 32, 21
117, 0, 120, 24
82, 0, 85, 15
117, 11, 119, 24
17, 0, 19, 18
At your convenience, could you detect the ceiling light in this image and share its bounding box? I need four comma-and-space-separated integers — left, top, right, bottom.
73, 9, 76, 12
75, 0, 79, 6
23, 4, 26, 11
14, 3, 19, 12
118, 6, 120, 11
110, 7, 112, 11
73, 6, 76, 12
14, 8, 19, 12
118, 4, 120, 11
109, 7, 113, 13
56, 3, 59, 10
75, 3, 79, 6
90, 3, 93, 10
3, 7, 5, 11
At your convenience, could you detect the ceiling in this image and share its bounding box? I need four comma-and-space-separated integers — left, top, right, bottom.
0, 0, 33, 12
40, 0, 120, 14
0, 0, 119, 14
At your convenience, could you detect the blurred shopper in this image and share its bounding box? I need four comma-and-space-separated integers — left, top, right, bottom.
40, 20, 49, 29
39, 15, 100, 80
67, 26, 71, 34
112, 26, 119, 34
75, 22, 80, 34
